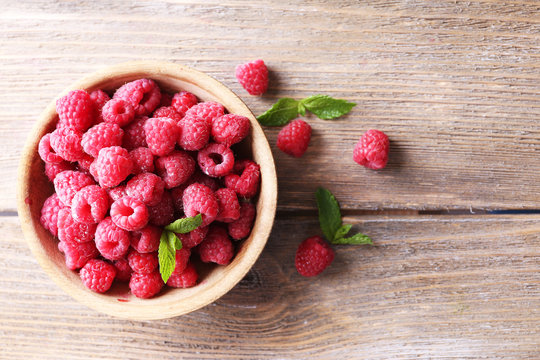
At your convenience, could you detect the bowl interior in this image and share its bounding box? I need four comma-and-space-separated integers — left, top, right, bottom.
18, 62, 277, 320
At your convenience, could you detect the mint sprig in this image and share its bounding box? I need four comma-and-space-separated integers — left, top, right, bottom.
315, 187, 372, 245
257, 95, 356, 126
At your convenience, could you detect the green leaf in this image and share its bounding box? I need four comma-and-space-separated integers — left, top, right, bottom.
315, 187, 342, 242
164, 214, 202, 234
158, 231, 176, 283
333, 224, 352, 241
257, 98, 299, 126
298, 101, 306, 116
168, 231, 182, 250
333, 232, 373, 245
300, 95, 356, 120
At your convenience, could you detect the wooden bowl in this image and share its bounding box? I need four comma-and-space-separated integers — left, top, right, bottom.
17, 61, 277, 320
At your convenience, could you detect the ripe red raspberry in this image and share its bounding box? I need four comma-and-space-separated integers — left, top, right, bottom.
129, 147, 154, 174
123, 116, 148, 150
71, 185, 109, 224
212, 114, 250, 147
131, 225, 161, 253
45, 161, 74, 182
167, 261, 198, 288
38, 133, 63, 164
215, 188, 240, 223
54, 170, 95, 206
110, 196, 149, 231
178, 225, 208, 249
114, 78, 161, 116
80, 259, 117, 293
171, 91, 198, 117
102, 98, 135, 127
228, 202, 256, 240
94, 146, 133, 188
153, 106, 183, 123
126, 172, 165, 206
129, 270, 164, 298
147, 190, 175, 226
224, 160, 260, 198
197, 143, 235, 178
40, 193, 66, 237
57, 208, 97, 244
173, 248, 191, 274
81, 122, 124, 158
185, 101, 225, 126
144, 117, 179, 156
113, 258, 133, 282
95, 217, 131, 260
77, 153, 94, 173
190, 170, 220, 192
276, 118, 312, 158
107, 185, 127, 203
155, 151, 195, 189
159, 92, 172, 107
49, 126, 85, 162
89, 89, 110, 123
170, 185, 187, 213
177, 114, 210, 151
353, 129, 390, 170
59, 239, 99, 270
295, 236, 335, 277
127, 250, 158, 274
56, 90, 95, 132
235, 59, 268, 96
198, 226, 234, 265
182, 183, 219, 227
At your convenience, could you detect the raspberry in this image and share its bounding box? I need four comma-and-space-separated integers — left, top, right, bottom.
123, 116, 148, 150
178, 225, 208, 249
224, 160, 260, 198
177, 114, 210, 151
197, 143, 234, 178
79, 259, 117, 293
147, 190, 175, 226
114, 79, 161, 116
198, 226, 234, 265
113, 258, 133, 282
159, 92, 173, 107
276, 118, 312, 158
77, 153, 94, 173
144, 117, 179, 156
54, 170, 95, 206
71, 185, 109, 224
45, 161, 74, 182
59, 239, 99, 270
102, 98, 135, 127
182, 183, 219, 227
167, 262, 198, 288
127, 250, 158, 274
215, 188, 240, 223
353, 129, 390, 170
38, 133, 63, 164
110, 196, 149, 231
49, 126, 85, 162
56, 90, 95, 132
165, 248, 191, 286
131, 225, 161, 253
228, 202, 256, 240
129, 147, 154, 174
185, 101, 224, 126
126, 172, 165, 206
212, 114, 250, 147
153, 106, 183, 123
89, 89, 110, 123
129, 270, 164, 299
107, 185, 127, 203
171, 91, 198, 117
94, 146, 133, 188
190, 170, 220, 192
57, 208, 97, 244
81, 122, 124, 157
295, 236, 334, 277
235, 59, 268, 96
155, 151, 195, 189
95, 217, 131, 260
170, 185, 187, 213
40, 193, 66, 237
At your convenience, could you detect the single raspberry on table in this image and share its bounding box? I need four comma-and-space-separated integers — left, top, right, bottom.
155, 150, 195, 189
54, 170, 95, 206
57, 208, 97, 244
178, 225, 208, 249
144, 117, 179, 156
89, 89, 110, 123
147, 190, 175, 226
40, 193, 66, 237
131, 225, 161, 253
123, 116, 148, 150
198, 226, 234, 265
129, 147, 154, 174
56, 89, 95, 132
102, 98, 135, 127
59, 239, 99, 270
107, 185, 127, 203
38, 133, 63, 164
94, 217, 131, 260
81, 122, 124, 158
295, 236, 335, 277
45, 161, 74, 182
182, 183, 219, 227
177, 114, 210, 151
79, 259, 117, 293
212, 114, 250, 147
235, 59, 268, 96
71, 185, 109, 224
276, 118, 312, 158
215, 188, 240, 223
129, 270, 164, 299
110, 196, 149, 231
49, 126, 85, 162
185, 101, 225, 126
113, 258, 133, 282
114, 78, 161, 116
167, 262, 198, 288
127, 250, 158, 274
353, 129, 390, 170
224, 160, 260, 198
228, 202, 256, 240
126, 172, 165, 206
171, 91, 198, 117
94, 146, 133, 188
197, 143, 235, 178
153, 106, 183, 123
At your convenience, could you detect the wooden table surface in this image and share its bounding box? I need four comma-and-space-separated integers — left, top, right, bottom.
1, 1, 539, 359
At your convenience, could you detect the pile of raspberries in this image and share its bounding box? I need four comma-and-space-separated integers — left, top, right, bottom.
38, 78, 260, 298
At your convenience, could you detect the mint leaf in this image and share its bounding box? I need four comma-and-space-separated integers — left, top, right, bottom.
316, 187, 342, 242
333, 224, 352, 241
298, 101, 307, 116
168, 231, 182, 250
333, 232, 373, 245
257, 98, 299, 126
300, 95, 356, 120
164, 214, 202, 234
158, 231, 176, 283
